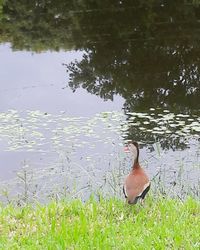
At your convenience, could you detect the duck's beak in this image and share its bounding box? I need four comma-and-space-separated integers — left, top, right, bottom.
124, 145, 130, 153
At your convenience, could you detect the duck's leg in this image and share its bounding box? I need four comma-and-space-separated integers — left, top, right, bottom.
140, 198, 145, 206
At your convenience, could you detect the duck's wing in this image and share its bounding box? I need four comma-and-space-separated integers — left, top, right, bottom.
124, 173, 150, 203
129, 182, 151, 204
123, 185, 128, 198
138, 182, 151, 199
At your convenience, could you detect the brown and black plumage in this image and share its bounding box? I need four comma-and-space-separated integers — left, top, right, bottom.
123, 141, 150, 204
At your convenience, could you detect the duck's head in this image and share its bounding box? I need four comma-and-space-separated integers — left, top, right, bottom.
124, 141, 139, 164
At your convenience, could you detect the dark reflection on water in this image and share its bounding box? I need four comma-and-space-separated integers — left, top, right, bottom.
1, 1, 200, 112
64, 1, 200, 113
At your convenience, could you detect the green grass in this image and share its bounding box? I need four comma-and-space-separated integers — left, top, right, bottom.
0, 197, 199, 249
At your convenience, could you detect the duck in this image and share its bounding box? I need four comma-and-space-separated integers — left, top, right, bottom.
123, 141, 150, 204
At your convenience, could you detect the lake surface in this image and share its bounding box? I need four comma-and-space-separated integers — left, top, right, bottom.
0, 1, 199, 203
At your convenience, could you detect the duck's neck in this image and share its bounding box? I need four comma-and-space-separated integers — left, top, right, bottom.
132, 162, 140, 169
130, 143, 139, 168
134, 147, 139, 165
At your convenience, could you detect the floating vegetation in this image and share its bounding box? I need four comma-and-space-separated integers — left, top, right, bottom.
0, 109, 199, 204
125, 108, 200, 150
0, 109, 199, 153
0, 110, 125, 153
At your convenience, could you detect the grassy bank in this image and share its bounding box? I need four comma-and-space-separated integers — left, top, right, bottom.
0, 197, 199, 249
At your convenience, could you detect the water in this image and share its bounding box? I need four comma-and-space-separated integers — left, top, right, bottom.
0, 1, 200, 202
0, 44, 123, 115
